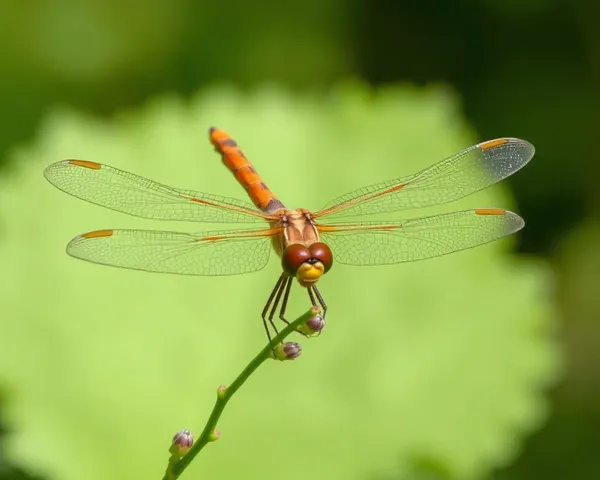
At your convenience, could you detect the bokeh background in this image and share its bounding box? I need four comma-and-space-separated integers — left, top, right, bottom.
0, 0, 598, 479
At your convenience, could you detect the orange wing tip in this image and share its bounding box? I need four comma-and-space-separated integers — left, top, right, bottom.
479, 138, 510, 151
80, 229, 114, 239
66, 159, 102, 170
475, 208, 507, 216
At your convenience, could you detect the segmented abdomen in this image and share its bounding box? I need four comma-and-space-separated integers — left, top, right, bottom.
209, 128, 283, 213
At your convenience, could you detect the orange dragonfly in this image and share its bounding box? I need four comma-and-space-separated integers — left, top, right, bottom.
44, 128, 534, 343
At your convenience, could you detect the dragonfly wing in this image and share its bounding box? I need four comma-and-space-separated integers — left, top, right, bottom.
318, 208, 523, 265
44, 160, 273, 223
314, 138, 534, 219
66, 227, 281, 275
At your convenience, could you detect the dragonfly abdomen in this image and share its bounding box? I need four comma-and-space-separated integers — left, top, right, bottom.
209, 127, 284, 214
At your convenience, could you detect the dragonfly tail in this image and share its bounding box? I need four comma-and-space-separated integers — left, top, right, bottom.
209, 127, 285, 214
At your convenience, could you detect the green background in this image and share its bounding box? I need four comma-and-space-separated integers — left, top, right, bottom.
0, 1, 597, 479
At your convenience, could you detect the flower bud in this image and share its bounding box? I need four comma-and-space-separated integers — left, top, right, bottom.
217, 385, 227, 399
296, 314, 325, 336
170, 429, 193, 457
271, 342, 302, 361
209, 429, 221, 442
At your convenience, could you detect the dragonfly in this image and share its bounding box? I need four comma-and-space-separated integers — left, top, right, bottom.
44, 128, 534, 343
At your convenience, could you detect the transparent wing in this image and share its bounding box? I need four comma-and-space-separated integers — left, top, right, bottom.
314, 138, 534, 220
44, 160, 275, 223
66, 227, 282, 275
317, 208, 523, 265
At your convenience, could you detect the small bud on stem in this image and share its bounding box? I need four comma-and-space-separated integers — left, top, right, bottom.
170, 429, 193, 457
217, 385, 227, 399
296, 314, 325, 336
271, 342, 302, 361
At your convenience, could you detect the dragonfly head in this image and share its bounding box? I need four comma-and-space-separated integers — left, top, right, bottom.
282, 242, 333, 287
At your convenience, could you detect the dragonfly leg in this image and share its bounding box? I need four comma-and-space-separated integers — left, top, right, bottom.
278, 276, 293, 326
262, 274, 286, 345
307, 287, 317, 308
266, 274, 290, 345
311, 285, 328, 320
303, 285, 327, 337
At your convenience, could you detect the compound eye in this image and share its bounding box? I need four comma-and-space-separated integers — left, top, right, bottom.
309, 242, 333, 272
282, 244, 311, 275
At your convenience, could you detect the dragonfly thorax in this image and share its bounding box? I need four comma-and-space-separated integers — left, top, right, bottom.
270, 208, 333, 287
270, 208, 316, 252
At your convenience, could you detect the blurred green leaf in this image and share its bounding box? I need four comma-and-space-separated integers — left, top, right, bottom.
0, 83, 558, 480
370, 453, 457, 480
0, 390, 47, 480
556, 221, 600, 398
0, 0, 187, 83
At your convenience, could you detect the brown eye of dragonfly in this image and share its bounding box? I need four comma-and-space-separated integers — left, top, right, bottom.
309, 242, 333, 272
282, 244, 311, 275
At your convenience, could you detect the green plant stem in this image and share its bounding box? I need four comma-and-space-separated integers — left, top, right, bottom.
163, 305, 321, 480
